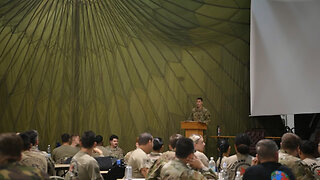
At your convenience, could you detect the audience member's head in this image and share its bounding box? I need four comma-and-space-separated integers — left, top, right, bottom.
71, 134, 80, 146
152, 137, 164, 152
175, 137, 195, 159
235, 133, 251, 155
189, 134, 205, 152
80, 131, 96, 149
299, 140, 317, 160
281, 133, 301, 157
218, 139, 230, 156
109, 134, 119, 148
0, 133, 23, 164
138, 132, 153, 153
25, 130, 39, 146
95, 135, 103, 146
19, 133, 31, 151
169, 134, 183, 151
256, 139, 279, 163
61, 133, 70, 144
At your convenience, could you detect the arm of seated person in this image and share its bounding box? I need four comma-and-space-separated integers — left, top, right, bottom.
140, 167, 149, 177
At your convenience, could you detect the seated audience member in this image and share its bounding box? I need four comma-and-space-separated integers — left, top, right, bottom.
124, 137, 139, 163
222, 133, 253, 179
298, 140, 320, 179
19, 132, 48, 173
25, 130, 55, 175
0, 133, 49, 179
243, 139, 295, 180
70, 134, 80, 149
128, 132, 153, 178
216, 139, 231, 172
146, 134, 183, 180
66, 131, 103, 180
105, 134, 124, 159
52, 133, 79, 163
189, 134, 209, 167
93, 135, 108, 157
160, 137, 216, 179
148, 137, 164, 164
278, 133, 314, 179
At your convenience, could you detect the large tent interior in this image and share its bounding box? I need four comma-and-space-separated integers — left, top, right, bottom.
0, 0, 319, 158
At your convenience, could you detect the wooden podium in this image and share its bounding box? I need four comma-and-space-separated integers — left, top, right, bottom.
181, 121, 207, 137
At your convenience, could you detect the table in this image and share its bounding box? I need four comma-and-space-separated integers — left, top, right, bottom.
54, 164, 70, 176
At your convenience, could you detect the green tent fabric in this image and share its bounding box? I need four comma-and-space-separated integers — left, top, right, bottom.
0, 0, 251, 155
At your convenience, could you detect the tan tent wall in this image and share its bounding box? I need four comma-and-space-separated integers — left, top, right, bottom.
0, 0, 251, 156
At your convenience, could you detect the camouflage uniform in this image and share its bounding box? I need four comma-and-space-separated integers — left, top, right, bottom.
20, 150, 48, 173
195, 151, 209, 167
127, 148, 152, 178
148, 152, 162, 165
0, 162, 49, 180
188, 107, 211, 123
146, 151, 176, 180
30, 146, 55, 176
92, 146, 109, 157
65, 151, 103, 180
124, 149, 134, 163
278, 149, 314, 180
221, 153, 253, 180
160, 159, 216, 180
52, 144, 79, 163
105, 145, 124, 159
301, 158, 320, 179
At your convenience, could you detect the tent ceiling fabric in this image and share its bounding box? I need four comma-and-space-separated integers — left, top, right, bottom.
0, 0, 250, 152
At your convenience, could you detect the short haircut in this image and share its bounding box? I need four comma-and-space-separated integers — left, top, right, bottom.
153, 137, 164, 151
19, 133, 31, 151
138, 133, 153, 145
197, 97, 203, 101
169, 134, 183, 149
235, 133, 251, 154
300, 140, 317, 156
281, 133, 301, 150
175, 137, 195, 159
189, 134, 202, 144
256, 139, 278, 159
71, 134, 79, 140
81, 131, 96, 148
218, 139, 230, 153
95, 135, 103, 144
61, 133, 70, 143
109, 134, 119, 141
0, 133, 23, 160
25, 130, 38, 146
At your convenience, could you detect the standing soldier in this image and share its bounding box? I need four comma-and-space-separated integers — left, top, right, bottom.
188, 97, 211, 124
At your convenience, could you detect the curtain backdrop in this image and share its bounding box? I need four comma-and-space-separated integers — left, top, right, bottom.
0, 0, 250, 155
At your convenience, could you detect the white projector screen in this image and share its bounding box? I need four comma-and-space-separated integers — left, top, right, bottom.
250, 0, 320, 116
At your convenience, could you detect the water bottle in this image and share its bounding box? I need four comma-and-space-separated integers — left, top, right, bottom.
47, 145, 51, 157
235, 170, 241, 180
208, 157, 216, 172
219, 162, 228, 180
125, 165, 132, 179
